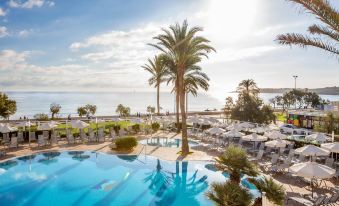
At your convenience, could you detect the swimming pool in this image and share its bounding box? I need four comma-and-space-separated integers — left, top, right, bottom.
0, 151, 260, 206
139, 138, 199, 148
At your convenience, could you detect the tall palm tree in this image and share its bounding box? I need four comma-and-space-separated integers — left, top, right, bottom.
236, 79, 260, 96
276, 0, 339, 57
184, 68, 210, 113
150, 20, 215, 155
142, 54, 168, 115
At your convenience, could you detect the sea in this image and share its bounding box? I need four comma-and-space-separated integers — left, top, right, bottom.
4, 91, 339, 119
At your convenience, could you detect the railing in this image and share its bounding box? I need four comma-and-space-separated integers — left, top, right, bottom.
135, 144, 147, 164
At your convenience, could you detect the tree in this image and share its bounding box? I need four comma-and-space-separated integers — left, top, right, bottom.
215, 145, 258, 184
236, 79, 259, 96
269, 97, 277, 109
142, 54, 168, 115
224, 97, 234, 121
290, 89, 305, 109
276, 0, 339, 57
77, 107, 87, 117
0, 93, 17, 120
34, 113, 49, 121
147, 105, 156, 114
85, 104, 97, 116
50, 103, 61, 119
206, 181, 252, 206
151, 20, 215, 155
249, 177, 285, 206
115, 104, 130, 117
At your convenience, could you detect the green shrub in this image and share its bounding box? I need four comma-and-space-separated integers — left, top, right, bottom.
115, 136, 137, 151
131, 124, 141, 133
113, 124, 121, 135
34, 113, 49, 121
151, 122, 160, 132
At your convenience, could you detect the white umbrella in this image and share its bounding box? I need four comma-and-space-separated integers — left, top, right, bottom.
265, 124, 280, 131
16, 121, 34, 127
187, 116, 200, 124
71, 120, 89, 129
289, 161, 335, 179
321, 142, 339, 153
208, 117, 219, 123
207, 127, 225, 135
295, 145, 330, 157
224, 129, 244, 138
265, 139, 289, 148
239, 122, 255, 129
251, 127, 266, 134
242, 133, 267, 142
0, 124, 17, 133
265, 131, 287, 140
111, 117, 122, 122
37, 122, 57, 130
227, 123, 241, 131
199, 119, 211, 126
289, 161, 336, 197
305, 133, 328, 143
130, 118, 143, 124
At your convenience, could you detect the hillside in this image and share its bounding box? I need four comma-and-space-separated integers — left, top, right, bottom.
258, 87, 339, 95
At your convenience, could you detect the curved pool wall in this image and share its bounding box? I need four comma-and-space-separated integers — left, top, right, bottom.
139, 138, 199, 148
0, 151, 260, 206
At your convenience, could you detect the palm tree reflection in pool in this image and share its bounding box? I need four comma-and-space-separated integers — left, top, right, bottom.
145, 160, 208, 205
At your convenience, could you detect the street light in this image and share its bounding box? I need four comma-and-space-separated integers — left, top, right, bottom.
293, 75, 298, 90
293, 75, 298, 109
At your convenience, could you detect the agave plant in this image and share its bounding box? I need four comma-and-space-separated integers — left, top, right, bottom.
206, 181, 253, 206
276, 0, 339, 57
215, 145, 258, 184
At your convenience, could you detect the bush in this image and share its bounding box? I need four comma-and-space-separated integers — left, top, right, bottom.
34, 113, 49, 121
132, 124, 141, 133
151, 122, 160, 132
115, 136, 137, 151
113, 124, 121, 135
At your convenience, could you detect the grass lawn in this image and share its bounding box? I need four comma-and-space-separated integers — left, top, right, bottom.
275, 112, 287, 123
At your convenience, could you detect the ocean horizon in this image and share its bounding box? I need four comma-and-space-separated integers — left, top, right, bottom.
4, 91, 339, 119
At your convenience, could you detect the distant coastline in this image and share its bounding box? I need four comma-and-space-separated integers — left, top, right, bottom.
232, 87, 339, 95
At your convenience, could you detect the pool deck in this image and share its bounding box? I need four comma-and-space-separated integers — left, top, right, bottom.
1, 131, 338, 206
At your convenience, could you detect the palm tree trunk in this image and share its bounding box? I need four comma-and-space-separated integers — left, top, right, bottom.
176, 79, 180, 133
186, 92, 188, 114
157, 85, 160, 115
178, 67, 189, 155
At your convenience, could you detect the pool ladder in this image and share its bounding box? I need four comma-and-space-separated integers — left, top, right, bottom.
136, 144, 147, 164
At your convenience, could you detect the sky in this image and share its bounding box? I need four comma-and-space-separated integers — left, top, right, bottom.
0, 0, 338, 101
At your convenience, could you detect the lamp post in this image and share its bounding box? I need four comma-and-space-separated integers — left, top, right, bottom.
293, 75, 298, 109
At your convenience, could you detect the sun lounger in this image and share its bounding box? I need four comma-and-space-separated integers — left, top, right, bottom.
29, 132, 36, 146
325, 158, 334, 168
287, 195, 326, 206
38, 135, 46, 147
17, 132, 24, 143
259, 154, 279, 171
67, 134, 75, 144
98, 129, 105, 142
89, 131, 96, 142
249, 150, 264, 162
9, 137, 18, 148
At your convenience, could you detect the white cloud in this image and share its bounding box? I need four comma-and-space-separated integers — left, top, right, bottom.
18, 29, 33, 37
0, 26, 9, 38
9, 0, 44, 9
47, 1, 55, 7
0, 8, 6, 17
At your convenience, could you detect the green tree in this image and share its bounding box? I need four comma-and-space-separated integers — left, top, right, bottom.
215, 145, 258, 184
34, 113, 49, 121
142, 54, 168, 115
249, 177, 285, 206
151, 20, 215, 155
236, 79, 259, 96
77, 107, 87, 117
206, 181, 252, 206
116, 104, 125, 116
50, 103, 61, 119
224, 96, 234, 121
0, 93, 17, 120
85, 104, 97, 116
147, 105, 156, 114
276, 0, 339, 57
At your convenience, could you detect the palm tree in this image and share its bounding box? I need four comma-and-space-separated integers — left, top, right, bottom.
150, 20, 215, 155
142, 54, 168, 115
276, 0, 338, 57
249, 177, 285, 206
215, 145, 258, 184
236, 79, 259, 96
184, 67, 210, 113
206, 181, 252, 206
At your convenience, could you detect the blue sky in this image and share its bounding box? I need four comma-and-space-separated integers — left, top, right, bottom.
0, 0, 338, 100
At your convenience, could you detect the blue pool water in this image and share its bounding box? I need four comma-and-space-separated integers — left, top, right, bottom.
139, 138, 199, 148
0, 151, 260, 206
